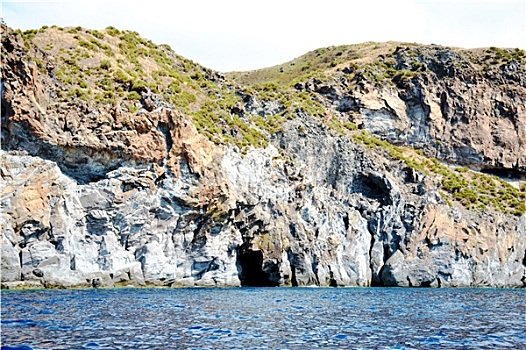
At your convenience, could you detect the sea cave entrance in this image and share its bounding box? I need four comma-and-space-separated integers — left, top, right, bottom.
236, 249, 279, 287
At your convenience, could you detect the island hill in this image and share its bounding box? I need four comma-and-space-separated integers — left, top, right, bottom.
1, 23, 525, 289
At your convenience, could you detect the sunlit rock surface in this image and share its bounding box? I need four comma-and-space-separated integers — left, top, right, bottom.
1, 24, 525, 288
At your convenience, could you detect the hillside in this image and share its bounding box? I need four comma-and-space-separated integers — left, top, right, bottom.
1, 24, 525, 289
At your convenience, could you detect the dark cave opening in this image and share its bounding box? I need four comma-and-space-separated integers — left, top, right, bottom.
420, 280, 432, 288
352, 173, 392, 206
237, 250, 278, 287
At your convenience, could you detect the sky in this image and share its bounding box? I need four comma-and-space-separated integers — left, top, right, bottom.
2, 0, 525, 72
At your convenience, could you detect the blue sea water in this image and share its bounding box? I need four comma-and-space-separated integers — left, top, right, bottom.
1, 287, 525, 349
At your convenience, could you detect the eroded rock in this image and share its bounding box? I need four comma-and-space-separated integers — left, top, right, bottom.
1, 25, 525, 289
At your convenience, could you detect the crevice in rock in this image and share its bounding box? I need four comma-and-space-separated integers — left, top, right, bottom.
407, 277, 413, 287
327, 156, 341, 189
291, 265, 298, 287
189, 219, 208, 249
382, 244, 390, 264
193, 258, 220, 280
342, 213, 349, 232
374, 266, 386, 287
192, 217, 208, 237
373, 240, 398, 286
287, 249, 302, 286
289, 223, 297, 238
18, 250, 23, 272
367, 224, 380, 287
157, 122, 173, 153
329, 270, 337, 287
311, 255, 321, 285
154, 171, 167, 186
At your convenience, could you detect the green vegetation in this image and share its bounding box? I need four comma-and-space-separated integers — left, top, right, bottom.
352, 130, 526, 216
22, 29, 38, 41
99, 60, 111, 70
227, 41, 422, 88
17, 29, 413, 152
327, 116, 347, 135
105, 26, 120, 37
468, 47, 526, 71
343, 121, 358, 131
486, 47, 525, 64
126, 91, 141, 100
14, 26, 526, 216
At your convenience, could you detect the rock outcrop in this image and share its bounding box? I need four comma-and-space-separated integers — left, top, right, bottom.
1, 24, 525, 289
301, 45, 526, 177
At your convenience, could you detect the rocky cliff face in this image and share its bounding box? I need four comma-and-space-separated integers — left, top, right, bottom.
1, 24, 525, 289
266, 44, 526, 177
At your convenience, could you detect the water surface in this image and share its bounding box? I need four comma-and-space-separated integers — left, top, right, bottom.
1, 287, 525, 349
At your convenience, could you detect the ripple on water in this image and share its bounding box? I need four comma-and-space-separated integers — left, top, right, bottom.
1, 288, 525, 349
83, 342, 100, 348
3, 318, 38, 325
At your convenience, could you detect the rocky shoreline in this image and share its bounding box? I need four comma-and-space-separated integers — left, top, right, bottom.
2, 24, 525, 289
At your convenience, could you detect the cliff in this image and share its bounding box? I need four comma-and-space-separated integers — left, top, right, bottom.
1, 24, 525, 289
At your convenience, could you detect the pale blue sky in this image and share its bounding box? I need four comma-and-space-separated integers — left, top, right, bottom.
2, 0, 525, 72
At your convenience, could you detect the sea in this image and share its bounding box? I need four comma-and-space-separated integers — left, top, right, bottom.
1, 287, 525, 349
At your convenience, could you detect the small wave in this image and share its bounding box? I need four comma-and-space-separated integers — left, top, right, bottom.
1, 345, 34, 350
83, 342, 100, 348
1, 320, 37, 327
